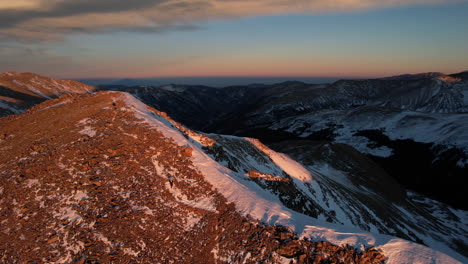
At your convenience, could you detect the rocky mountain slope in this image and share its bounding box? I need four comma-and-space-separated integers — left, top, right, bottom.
102, 81, 321, 131
0, 72, 94, 117
99, 71, 468, 209
206, 135, 467, 261
1, 71, 466, 208
1, 91, 466, 263
101, 72, 468, 132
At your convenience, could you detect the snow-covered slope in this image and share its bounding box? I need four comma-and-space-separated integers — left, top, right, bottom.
272, 107, 468, 159
0, 72, 95, 116
237, 77, 468, 135
1, 91, 387, 263
0, 72, 94, 98
100, 81, 325, 132
265, 104, 467, 211
119, 92, 468, 263
1, 91, 466, 263
102, 72, 468, 151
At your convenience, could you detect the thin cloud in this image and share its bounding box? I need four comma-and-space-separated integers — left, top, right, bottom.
0, 0, 459, 42
0, 44, 84, 77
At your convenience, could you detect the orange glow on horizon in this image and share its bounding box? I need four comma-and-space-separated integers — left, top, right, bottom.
55, 59, 464, 80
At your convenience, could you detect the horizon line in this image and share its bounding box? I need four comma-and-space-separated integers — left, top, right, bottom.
3, 70, 467, 81
65, 70, 467, 80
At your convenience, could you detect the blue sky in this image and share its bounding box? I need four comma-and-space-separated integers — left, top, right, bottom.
0, 0, 467, 79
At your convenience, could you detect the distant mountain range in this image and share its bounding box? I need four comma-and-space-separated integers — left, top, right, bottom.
78, 76, 342, 88
92, 71, 468, 210
0, 71, 467, 263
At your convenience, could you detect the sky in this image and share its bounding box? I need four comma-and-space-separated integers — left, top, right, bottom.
0, 0, 467, 80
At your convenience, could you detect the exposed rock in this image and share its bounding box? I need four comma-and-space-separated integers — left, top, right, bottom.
247, 170, 291, 182
0, 91, 387, 263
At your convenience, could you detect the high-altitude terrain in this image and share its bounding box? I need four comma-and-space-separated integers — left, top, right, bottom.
0, 72, 467, 263
0, 72, 94, 117
101, 71, 468, 209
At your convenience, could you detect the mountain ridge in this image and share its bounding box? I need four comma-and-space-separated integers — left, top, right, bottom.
92, 71, 467, 209
1, 73, 467, 262
0, 91, 389, 263
2, 90, 466, 263
0, 72, 95, 117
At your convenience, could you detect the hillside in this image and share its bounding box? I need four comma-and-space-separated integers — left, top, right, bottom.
99, 72, 468, 209
0, 72, 94, 117
0, 91, 466, 263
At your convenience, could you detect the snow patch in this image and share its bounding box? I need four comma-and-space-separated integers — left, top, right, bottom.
37, 100, 70, 112
73, 190, 88, 201
24, 179, 40, 188
13, 80, 52, 99
79, 126, 96, 137
246, 138, 313, 182
166, 182, 217, 213
0, 100, 21, 114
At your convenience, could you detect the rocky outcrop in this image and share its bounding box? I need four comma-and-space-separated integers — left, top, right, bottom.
247, 170, 291, 182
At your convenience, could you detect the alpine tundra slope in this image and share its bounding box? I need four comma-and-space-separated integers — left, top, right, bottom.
1, 89, 466, 263
98, 71, 468, 210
